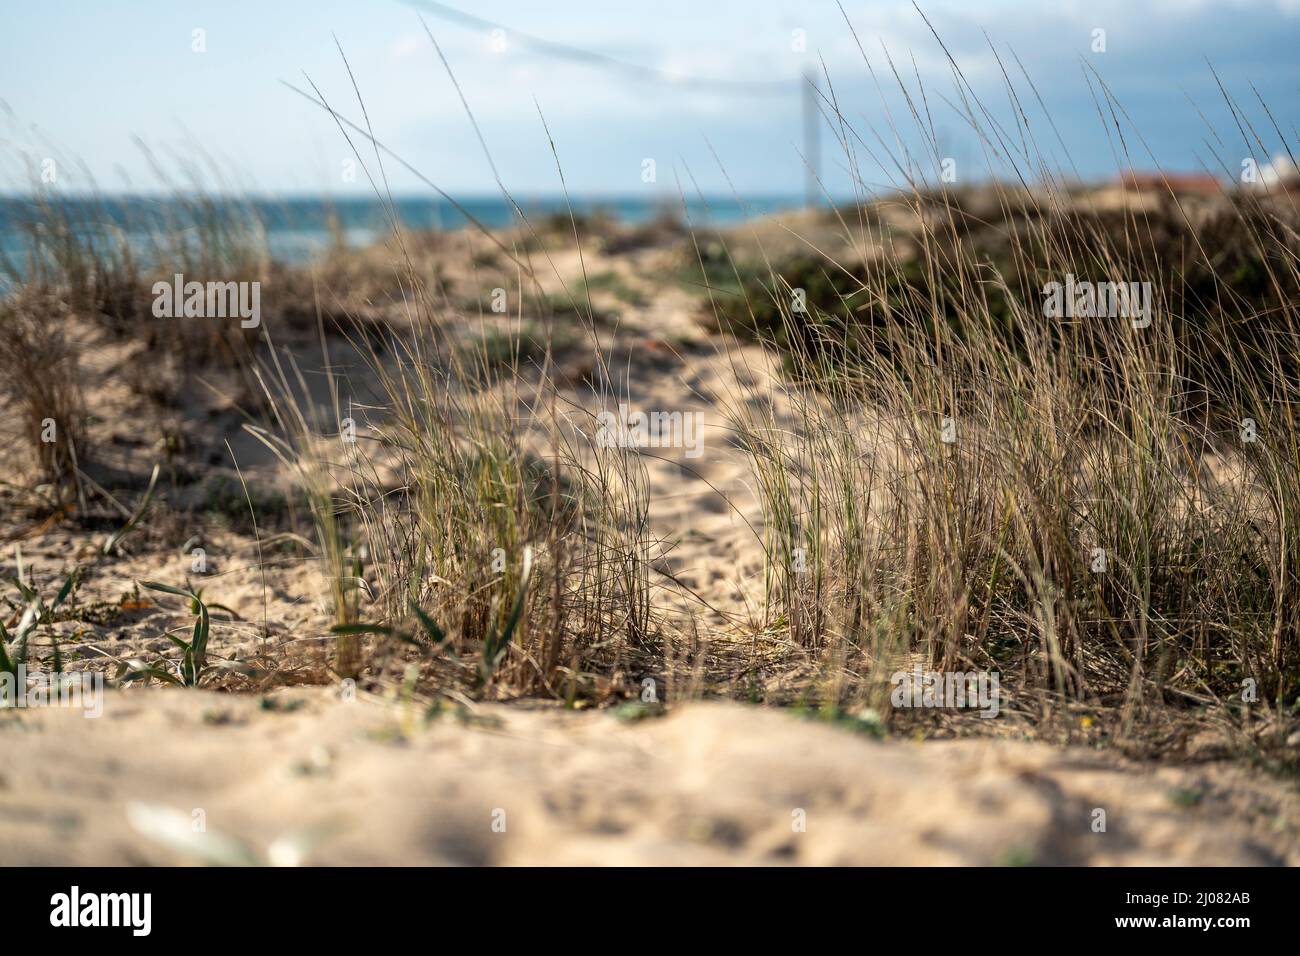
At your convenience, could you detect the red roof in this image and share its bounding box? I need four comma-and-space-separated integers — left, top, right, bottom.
1118, 170, 1223, 195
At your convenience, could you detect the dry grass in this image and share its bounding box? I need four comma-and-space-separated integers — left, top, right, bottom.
0, 290, 88, 490
696, 27, 1300, 746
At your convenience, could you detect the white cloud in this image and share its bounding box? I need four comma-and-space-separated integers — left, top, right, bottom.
390, 33, 424, 62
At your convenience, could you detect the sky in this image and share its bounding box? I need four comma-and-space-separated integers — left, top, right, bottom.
1, 0, 1298, 198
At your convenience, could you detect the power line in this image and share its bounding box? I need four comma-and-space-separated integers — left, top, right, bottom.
396, 0, 821, 205
399, 0, 797, 96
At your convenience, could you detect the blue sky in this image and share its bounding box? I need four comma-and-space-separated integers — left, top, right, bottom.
1, 0, 1298, 197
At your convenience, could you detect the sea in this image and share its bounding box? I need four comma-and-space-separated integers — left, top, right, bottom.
0, 194, 804, 276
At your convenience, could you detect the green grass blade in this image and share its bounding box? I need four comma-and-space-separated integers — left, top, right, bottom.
139, 580, 194, 598
191, 601, 211, 670
482, 546, 533, 677
329, 623, 392, 636
50, 573, 75, 613
103, 463, 161, 555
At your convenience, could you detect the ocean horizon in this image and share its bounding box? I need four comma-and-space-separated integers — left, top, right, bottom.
0, 193, 808, 270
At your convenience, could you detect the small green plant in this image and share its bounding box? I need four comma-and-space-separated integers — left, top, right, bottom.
326, 547, 533, 686
1167, 787, 1206, 808
117, 580, 238, 688
794, 702, 887, 740
1, 567, 80, 677
1, 479, 166, 679
612, 700, 666, 723
330, 594, 459, 649
0, 617, 28, 680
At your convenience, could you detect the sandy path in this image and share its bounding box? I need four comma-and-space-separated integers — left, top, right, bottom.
3, 688, 1295, 866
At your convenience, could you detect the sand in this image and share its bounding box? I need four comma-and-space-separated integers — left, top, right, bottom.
3, 688, 1296, 865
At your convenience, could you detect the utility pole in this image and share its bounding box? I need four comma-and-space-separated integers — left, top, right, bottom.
802, 67, 821, 208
